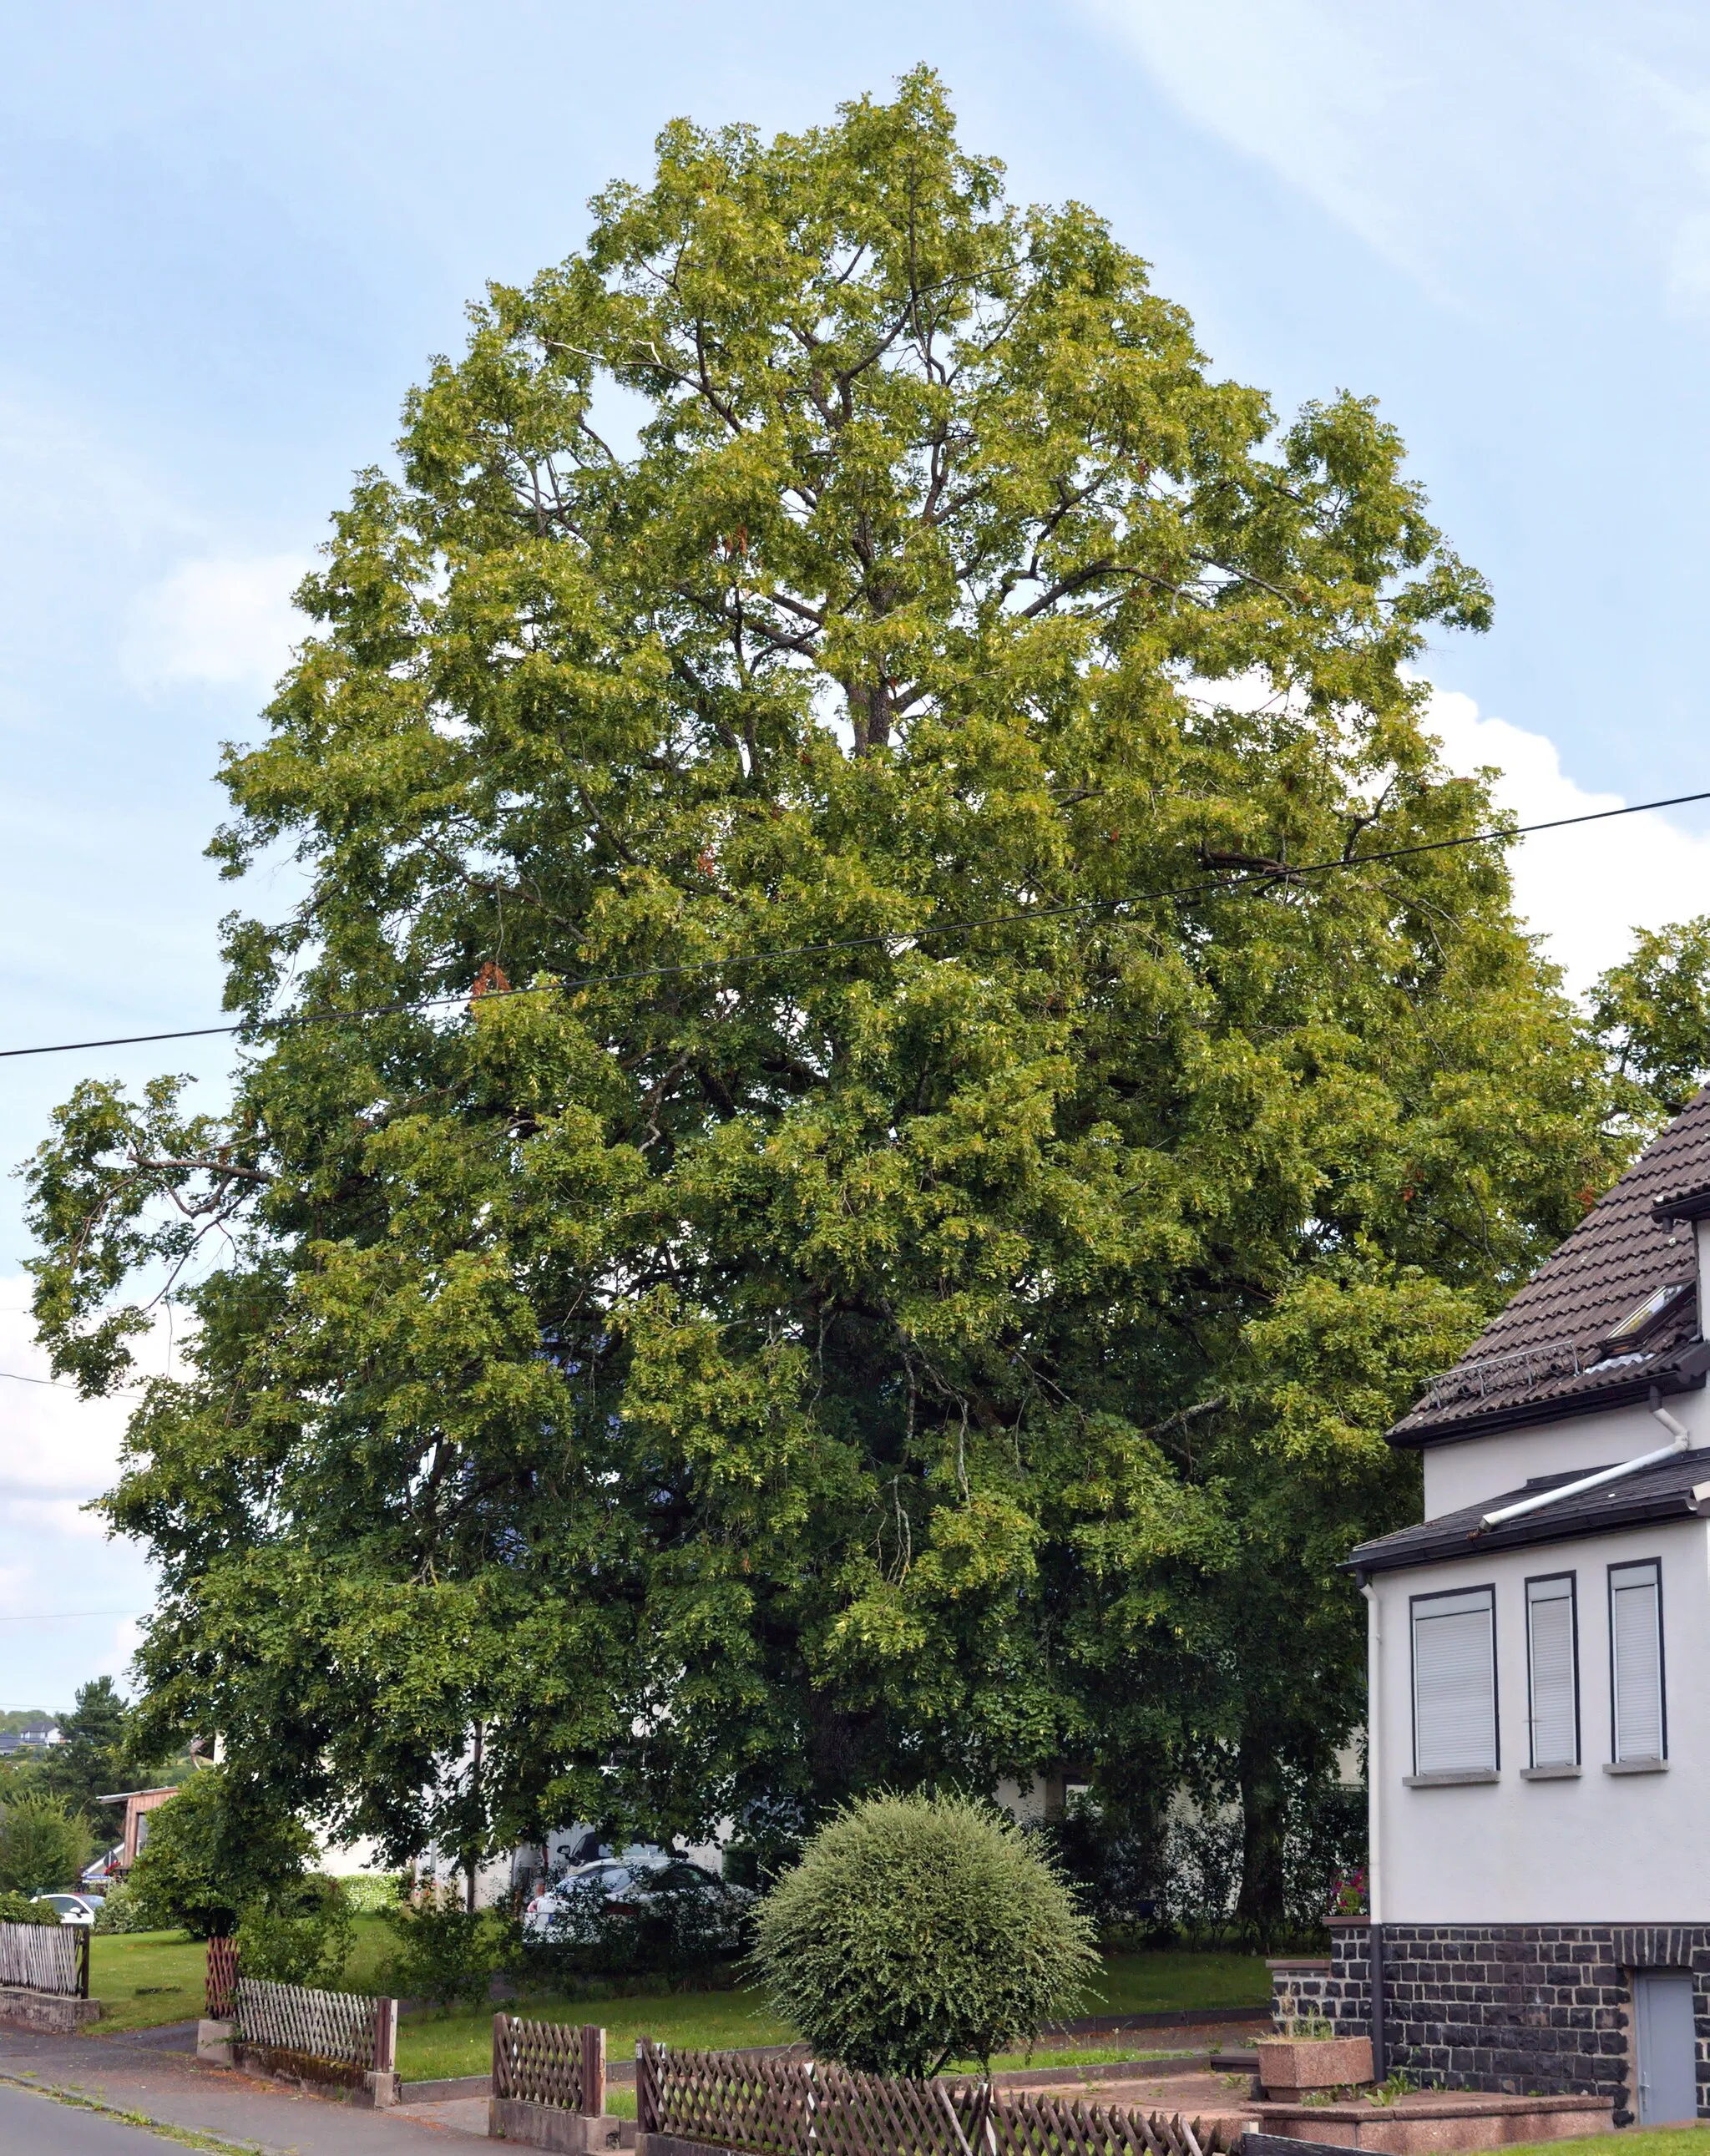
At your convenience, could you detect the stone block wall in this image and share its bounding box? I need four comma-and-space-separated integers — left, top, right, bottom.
1268, 1922, 1710, 2123
1267, 1931, 1372, 2040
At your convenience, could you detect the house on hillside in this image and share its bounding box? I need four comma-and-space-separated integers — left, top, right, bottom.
1289, 1087, 1710, 2128
0, 1724, 62, 1754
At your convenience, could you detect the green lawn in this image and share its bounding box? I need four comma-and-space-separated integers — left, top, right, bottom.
1512, 2138, 1707, 2156
394, 1950, 1270, 2084
1092, 1951, 1270, 2017
80, 1930, 1268, 2074
88, 1917, 394, 2034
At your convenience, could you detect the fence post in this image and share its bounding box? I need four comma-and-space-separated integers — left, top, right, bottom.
580, 2023, 606, 2117
76, 1927, 89, 2001
493, 2012, 511, 2100
636, 2037, 657, 2135
374, 1996, 397, 2076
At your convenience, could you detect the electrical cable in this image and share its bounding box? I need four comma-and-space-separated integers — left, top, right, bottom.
2, 785, 1707, 1065
0, 1612, 139, 1625
0, 1369, 144, 1397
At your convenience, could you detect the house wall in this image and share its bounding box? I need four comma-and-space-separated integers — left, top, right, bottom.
1421, 1389, 1710, 1521
1371, 1516, 1710, 1923
124, 1789, 179, 1866
1272, 1923, 1678, 2119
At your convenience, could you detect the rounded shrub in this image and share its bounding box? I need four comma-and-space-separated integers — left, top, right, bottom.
92, 1880, 149, 1933
235, 1874, 355, 1988
750, 1792, 1099, 2078
0, 1890, 57, 1924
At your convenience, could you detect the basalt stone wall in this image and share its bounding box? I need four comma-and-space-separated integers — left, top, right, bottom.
1272, 1923, 1710, 2123
1268, 1931, 1371, 2039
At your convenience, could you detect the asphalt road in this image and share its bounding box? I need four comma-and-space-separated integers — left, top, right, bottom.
0, 2079, 190, 2151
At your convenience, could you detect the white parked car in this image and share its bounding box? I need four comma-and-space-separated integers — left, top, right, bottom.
523, 1855, 664, 1938
33, 1893, 102, 1927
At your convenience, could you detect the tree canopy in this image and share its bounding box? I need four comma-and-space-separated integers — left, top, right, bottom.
25, 69, 1670, 1926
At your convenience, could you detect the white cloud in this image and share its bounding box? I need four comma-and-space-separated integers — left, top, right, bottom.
1076, 0, 1710, 311
0, 1308, 136, 1501
0, 1282, 185, 1501
109, 1614, 144, 1673
2, 1496, 107, 1539
1420, 684, 1710, 992
121, 553, 311, 693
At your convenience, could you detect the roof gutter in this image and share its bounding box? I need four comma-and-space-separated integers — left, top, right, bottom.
1475, 1388, 1690, 1534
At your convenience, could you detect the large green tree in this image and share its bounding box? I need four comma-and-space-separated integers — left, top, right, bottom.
27, 72, 1627, 1924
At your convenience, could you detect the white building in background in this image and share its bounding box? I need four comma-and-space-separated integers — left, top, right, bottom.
1297, 1086, 1710, 2128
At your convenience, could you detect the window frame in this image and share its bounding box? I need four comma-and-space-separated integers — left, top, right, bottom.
1524, 1569, 1581, 1769
1607, 1556, 1667, 1764
1409, 1582, 1499, 1777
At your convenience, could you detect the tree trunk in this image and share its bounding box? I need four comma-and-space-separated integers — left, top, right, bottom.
465, 1721, 483, 1914
1235, 1726, 1288, 1946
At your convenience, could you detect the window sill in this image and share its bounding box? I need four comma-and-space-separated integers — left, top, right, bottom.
1604, 1758, 1668, 1774
1521, 1764, 1581, 1779
1403, 1769, 1500, 1787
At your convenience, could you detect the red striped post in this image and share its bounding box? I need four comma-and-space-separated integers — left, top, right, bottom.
580, 2023, 606, 2115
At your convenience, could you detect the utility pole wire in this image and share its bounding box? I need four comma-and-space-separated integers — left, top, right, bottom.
0, 1368, 144, 1397
3, 786, 1707, 1065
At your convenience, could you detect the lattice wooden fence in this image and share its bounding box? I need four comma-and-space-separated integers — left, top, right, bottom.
0, 1917, 87, 1998
234, 1976, 397, 2092
493, 2017, 608, 2112
635, 2044, 1231, 2156
205, 1936, 238, 2019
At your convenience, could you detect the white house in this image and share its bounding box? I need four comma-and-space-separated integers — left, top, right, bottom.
1295, 1086, 1710, 2129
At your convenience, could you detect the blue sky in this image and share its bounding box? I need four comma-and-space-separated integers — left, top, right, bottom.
6, 0, 1710, 1711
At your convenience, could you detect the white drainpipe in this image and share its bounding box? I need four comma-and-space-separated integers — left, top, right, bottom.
1362, 1580, 1381, 1924
1478, 1389, 1691, 1532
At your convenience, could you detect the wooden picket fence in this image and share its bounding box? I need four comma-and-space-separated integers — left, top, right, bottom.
205, 1936, 238, 2018
235, 1975, 397, 2093
0, 1917, 88, 1998
635, 2042, 1231, 2156
493, 2016, 608, 2112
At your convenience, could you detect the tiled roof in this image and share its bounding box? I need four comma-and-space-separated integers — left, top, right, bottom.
1389, 1086, 1710, 1447
1346, 1446, 1710, 1574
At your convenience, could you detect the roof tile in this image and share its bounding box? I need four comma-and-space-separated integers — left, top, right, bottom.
1390, 1086, 1710, 1445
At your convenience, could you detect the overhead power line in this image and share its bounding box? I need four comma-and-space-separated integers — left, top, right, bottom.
0, 1368, 144, 1398
3, 786, 1707, 1065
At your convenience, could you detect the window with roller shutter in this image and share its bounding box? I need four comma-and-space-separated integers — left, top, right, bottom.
1411, 1585, 1498, 1776
1609, 1559, 1666, 1763
1525, 1573, 1579, 1769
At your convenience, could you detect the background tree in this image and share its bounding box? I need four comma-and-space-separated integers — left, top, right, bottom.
0, 1795, 94, 1896
1591, 917, 1710, 1121
126, 1768, 313, 1937
37, 1678, 132, 1825
26, 69, 1629, 1924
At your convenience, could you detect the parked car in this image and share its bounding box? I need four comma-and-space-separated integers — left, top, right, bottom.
32, 1894, 102, 1927
523, 1853, 752, 1963
523, 1855, 670, 1937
